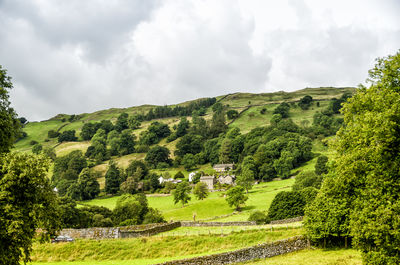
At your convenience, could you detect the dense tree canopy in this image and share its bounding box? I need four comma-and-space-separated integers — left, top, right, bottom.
0, 153, 59, 265
0, 65, 20, 153
305, 51, 400, 264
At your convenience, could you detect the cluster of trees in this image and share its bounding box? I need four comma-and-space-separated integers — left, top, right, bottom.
305, 51, 400, 264
58, 194, 165, 229
142, 97, 216, 120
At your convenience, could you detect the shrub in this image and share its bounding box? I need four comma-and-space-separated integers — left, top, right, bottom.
267, 191, 306, 221
248, 211, 267, 224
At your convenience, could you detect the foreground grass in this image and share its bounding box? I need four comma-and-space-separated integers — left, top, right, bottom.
30, 228, 303, 263
81, 178, 294, 221
241, 248, 362, 265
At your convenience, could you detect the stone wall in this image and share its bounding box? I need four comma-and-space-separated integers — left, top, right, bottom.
181, 221, 256, 227
155, 236, 307, 265
59, 227, 119, 239
120, 222, 181, 238
269, 216, 303, 225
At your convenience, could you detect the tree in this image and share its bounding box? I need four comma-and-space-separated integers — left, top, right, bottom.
226, 109, 239, 119
145, 145, 171, 168
58, 130, 78, 142
315, 155, 328, 175
118, 130, 135, 155
305, 51, 400, 263
120, 176, 138, 194
172, 181, 191, 206
182, 153, 196, 171
176, 117, 190, 137
174, 171, 185, 179
267, 191, 306, 221
0, 152, 60, 265
105, 161, 122, 194
292, 171, 322, 191
115, 112, 129, 132
226, 186, 248, 211
112, 194, 149, 226
237, 166, 255, 193
32, 143, 43, 154
0, 66, 20, 153
77, 168, 100, 200
273, 102, 290, 118
175, 134, 203, 157
298, 95, 313, 110
193, 182, 209, 200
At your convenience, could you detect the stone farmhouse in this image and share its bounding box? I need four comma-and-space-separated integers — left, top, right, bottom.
218, 175, 236, 185
200, 176, 216, 190
213, 163, 234, 172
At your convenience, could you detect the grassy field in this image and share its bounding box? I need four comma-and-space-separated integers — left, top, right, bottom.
29, 228, 303, 264
80, 178, 294, 221
241, 248, 362, 265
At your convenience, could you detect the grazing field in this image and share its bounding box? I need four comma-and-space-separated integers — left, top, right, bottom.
240, 248, 362, 265
29, 228, 303, 264
80, 178, 294, 221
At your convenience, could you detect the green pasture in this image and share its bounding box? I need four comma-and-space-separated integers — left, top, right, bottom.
81, 178, 294, 221
241, 248, 361, 265
29, 228, 303, 264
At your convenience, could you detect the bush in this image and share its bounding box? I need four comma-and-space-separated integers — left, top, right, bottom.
29, 140, 38, 146
267, 191, 306, 221
143, 208, 166, 224
248, 211, 267, 224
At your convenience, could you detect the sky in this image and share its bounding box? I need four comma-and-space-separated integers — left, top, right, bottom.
0, 0, 399, 121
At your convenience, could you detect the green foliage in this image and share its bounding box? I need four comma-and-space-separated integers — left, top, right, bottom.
105, 161, 122, 194
47, 129, 60, 138
112, 194, 149, 225
58, 130, 78, 142
173, 181, 191, 206
0, 152, 60, 265
315, 155, 328, 175
298, 95, 313, 110
226, 185, 248, 211
0, 65, 20, 153
143, 208, 166, 224
193, 182, 209, 200
126, 160, 148, 179
305, 51, 400, 263
174, 171, 185, 179
77, 168, 100, 200
292, 171, 322, 191
273, 102, 290, 118
175, 134, 203, 157
176, 117, 190, 137
267, 191, 306, 221
120, 176, 138, 194
115, 112, 129, 132
32, 143, 43, 154
182, 153, 196, 171
227, 109, 239, 119
248, 210, 267, 224
145, 145, 171, 168
237, 165, 255, 193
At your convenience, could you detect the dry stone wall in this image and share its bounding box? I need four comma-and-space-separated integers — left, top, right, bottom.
59, 227, 119, 239
181, 221, 256, 227
155, 236, 307, 265
120, 222, 181, 238
269, 216, 303, 225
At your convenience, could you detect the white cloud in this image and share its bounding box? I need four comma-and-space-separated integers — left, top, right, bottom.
0, 0, 399, 120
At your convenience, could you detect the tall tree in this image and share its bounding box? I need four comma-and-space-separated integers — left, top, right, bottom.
105, 161, 122, 194
305, 51, 400, 263
0, 65, 20, 153
173, 181, 191, 207
0, 153, 60, 265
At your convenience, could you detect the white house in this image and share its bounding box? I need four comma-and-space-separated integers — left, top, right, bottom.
188, 172, 197, 182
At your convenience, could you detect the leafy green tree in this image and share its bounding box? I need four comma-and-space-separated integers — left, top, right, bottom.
176, 117, 190, 137
143, 208, 166, 224
77, 168, 100, 200
120, 176, 138, 194
267, 191, 306, 221
298, 95, 313, 110
126, 160, 148, 179
305, 51, 400, 263
292, 171, 322, 191
105, 161, 122, 194
115, 112, 129, 132
0, 153, 60, 265
315, 155, 328, 175
47, 129, 60, 138
173, 181, 191, 206
42, 147, 56, 161
175, 134, 203, 157
219, 138, 232, 164
248, 211, 267, 224
174, 171, 185, 179
32, 143, 43, 154
145, 145, 171, 168
209, 111, 227, 137
0, 65, 20, 153
58, 130, 78, 142
226, 109, 239, 119
118, 130, 135, 155
182, 153, 196, 171
112, 194, 149, 226
237, 166, 255, 193
128, 115, 141, 130
273, 102, 290, 118
226, 185, 248, 211
193, 182, 209, 200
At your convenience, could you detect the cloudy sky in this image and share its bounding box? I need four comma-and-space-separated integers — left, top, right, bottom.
1, 0, 399, 121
